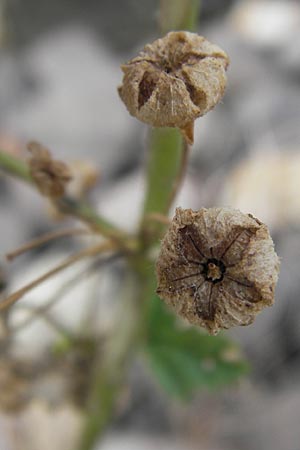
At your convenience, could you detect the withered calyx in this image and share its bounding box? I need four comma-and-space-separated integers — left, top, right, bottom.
156, 207, 279, 335
118, 31, 229, 144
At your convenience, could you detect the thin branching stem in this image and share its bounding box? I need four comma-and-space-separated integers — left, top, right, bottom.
11, 255, 119, 333
6, 227, 92, 261
0, 150, 136, 251
12, 303, 74, 339
0, 241, 116, 312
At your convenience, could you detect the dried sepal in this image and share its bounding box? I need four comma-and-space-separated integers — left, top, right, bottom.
118, 31, 229, 144
156, 207, 279, 335
67, 160, 99, 199
27, 141, 72, 198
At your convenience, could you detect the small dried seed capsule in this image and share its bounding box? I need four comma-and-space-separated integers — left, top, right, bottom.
118, 31, 229, 144
156, 207, 279, 335
27, 141, 72, 198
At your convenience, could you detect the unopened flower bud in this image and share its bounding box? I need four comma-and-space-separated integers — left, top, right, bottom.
156, 207, 279, 335
118, 31, 229, 144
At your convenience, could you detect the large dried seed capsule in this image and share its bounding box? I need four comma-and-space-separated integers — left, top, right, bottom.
156, 207, 280, 335
118, 31, 229, 144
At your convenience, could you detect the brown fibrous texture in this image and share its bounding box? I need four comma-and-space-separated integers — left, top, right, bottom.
156, 207, 280, 335
118, 31, 229, 144
27, 141, 72, 198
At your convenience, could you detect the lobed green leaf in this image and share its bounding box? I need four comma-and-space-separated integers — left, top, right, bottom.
144, 294, 248, 399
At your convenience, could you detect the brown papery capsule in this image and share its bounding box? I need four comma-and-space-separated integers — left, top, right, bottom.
118, 31, 229, 144
27, 141, 72, 198
156, 207, 279, 335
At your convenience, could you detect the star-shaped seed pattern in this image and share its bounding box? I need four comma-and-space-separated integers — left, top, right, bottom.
118, 31, 229, 144
156, 207, 280, 335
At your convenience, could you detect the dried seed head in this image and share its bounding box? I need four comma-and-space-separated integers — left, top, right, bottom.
118, 31, 229, 144
156, 207, 279, 335
27, 141, 72, 198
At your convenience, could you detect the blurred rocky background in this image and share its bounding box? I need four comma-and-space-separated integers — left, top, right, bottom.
1, 0, 300, 449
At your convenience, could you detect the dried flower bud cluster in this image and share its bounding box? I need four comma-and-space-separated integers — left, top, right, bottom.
27, 141, 72, 198
118, 31, 229, 144
156, 207, 279, 335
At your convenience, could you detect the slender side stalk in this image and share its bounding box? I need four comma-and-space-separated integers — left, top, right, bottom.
0, 241, 115, 311
12, 303, 74, 340
0, 151, 136, 249
12, 254, 119, 334
0, 150, 32, 182
55, 197, 130, 244
6, 227, 91, 261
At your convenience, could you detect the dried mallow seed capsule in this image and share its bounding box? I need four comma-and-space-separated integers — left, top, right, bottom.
27, 141, 72, 198
156, 207, 280, 335
118, 31, 229, 144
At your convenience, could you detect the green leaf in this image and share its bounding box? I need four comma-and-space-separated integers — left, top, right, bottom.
143, 294, 249, 399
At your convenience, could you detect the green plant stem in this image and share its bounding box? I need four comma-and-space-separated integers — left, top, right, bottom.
78, 269, 143, 450
140, 128, 186, 245
0, 1, 202, 449
159, 0, 201, 34
0, 150, 135, 249
55, 197, 129, 244
140, 0, 201, 248
0, 149, 32, 182
142, 128, 185, 216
